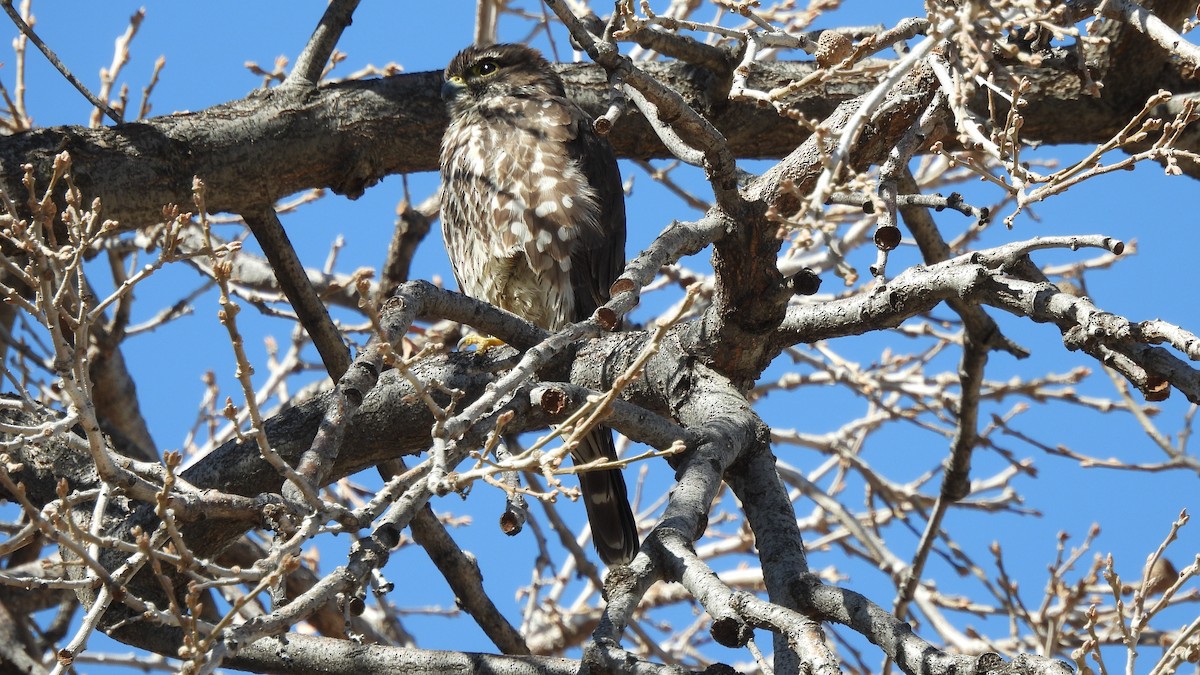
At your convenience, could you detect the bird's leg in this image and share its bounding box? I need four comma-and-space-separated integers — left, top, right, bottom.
458, 332, 506, 351
457, 257, 517, 351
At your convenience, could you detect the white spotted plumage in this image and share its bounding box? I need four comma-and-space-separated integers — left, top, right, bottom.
438, 43, 637, 566
439, 92, 601, 330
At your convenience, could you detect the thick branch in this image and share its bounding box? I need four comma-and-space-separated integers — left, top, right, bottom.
3, 56, 1196, 230
225, 632, 705, 675
726, 444, 835, 675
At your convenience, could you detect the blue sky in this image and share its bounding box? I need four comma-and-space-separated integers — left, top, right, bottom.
5, 1, 1199, 670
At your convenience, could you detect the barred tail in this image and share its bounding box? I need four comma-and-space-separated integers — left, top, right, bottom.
574, 427, 639, 565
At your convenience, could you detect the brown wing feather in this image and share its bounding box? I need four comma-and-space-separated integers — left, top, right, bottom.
566, 106, 626, 322
440, 43, 637, 566
563, 112, 636, 564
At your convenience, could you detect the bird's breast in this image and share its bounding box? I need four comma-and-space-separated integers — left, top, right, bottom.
439, 100, 602, 331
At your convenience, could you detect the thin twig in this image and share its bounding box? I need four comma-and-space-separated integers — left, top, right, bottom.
0, 0, 122, 124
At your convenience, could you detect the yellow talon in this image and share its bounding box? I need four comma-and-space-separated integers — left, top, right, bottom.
458, 333, 506, 352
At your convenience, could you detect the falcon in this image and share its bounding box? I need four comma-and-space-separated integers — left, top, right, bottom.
438, 43, 638, 565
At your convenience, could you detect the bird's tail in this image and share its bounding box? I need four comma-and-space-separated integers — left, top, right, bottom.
574, 427, 639, 565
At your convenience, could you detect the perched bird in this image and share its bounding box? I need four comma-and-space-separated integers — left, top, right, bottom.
438, 43, 638, 565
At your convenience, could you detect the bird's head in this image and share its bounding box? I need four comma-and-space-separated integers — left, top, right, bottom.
442, 43, 567, 117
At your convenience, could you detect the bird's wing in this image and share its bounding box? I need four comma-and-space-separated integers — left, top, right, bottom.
565, 105, 626, 321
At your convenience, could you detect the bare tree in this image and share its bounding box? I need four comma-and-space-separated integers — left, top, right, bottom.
0, 1, 1198, 674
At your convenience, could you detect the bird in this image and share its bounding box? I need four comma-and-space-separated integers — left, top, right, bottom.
438, 43, 639, 565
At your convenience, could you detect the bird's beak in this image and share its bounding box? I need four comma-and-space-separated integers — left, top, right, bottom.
441, 76, 465, 101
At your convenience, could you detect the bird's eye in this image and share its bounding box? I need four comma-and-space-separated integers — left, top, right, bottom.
476, 59, 500, 77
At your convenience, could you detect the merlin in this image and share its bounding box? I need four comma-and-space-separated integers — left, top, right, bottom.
438, 44, 638, 565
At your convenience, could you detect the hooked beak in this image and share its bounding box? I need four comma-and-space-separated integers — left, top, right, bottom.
441, 76, 465, 101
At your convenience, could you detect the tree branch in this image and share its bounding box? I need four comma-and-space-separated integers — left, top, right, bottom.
241, 206, 351, 380
226, 631, 707, 675
4, 54, 1195, 231
285, 0, 361, 87
0, 0, 121, 124
409, 502, 532, 656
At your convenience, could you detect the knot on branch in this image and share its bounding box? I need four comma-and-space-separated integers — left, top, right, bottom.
535, 386, 570, 416
1061, 311, 1130, 352
709, 607, 753, 648
977, 652, 1006, 674
993, 653, 1075, 675
788, 267, 822, 296
788, 572, 824, 613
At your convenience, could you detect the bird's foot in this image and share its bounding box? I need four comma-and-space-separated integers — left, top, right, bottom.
458, 333, 506, 352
